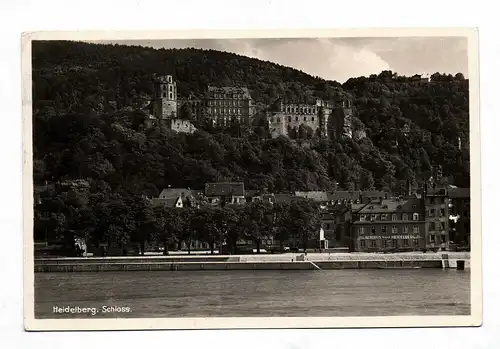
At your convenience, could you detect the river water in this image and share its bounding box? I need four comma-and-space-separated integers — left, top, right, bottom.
34, 269, 470, 318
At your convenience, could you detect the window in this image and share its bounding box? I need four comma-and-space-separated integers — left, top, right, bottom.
312, 117, 315, 121
370, 214, 376, 221
440, 208, 445, 217
413, 225, 419, 234
359, 227, 364, 235
360, 215, 366, 221
325, 223, 330, 230
430, 197, 435, 204
413, 239, 420, 247
403, 239, 409, 247
434, 222, 439, 230
169, 93, 173, 99
429, 209, 435, 217
441, 222, 446, 231
413, 213, 419, 221
429, 234, 436, 243
381, 214, 388, 221
392, 214, 397, 221
383, 239, 388, 248
288, 116, 291, 122
360, 240, 365, 248
403, 225, 408, 233
371, 226, 376, 235
370, 240, 377, 248
392, 226, 397, 234
304, 116, 307, 121
403, 213, 408, 221
277, 117, 280, 122
238, 109, 241, 115
163, 92, 167, 97
296, 117, 299, 121
382, 226, 387, 234
169, 85, 172, 91
392, 239, 398, 248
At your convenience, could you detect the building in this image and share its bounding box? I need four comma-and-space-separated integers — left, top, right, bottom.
295, 191, 329, 202
321, 203, 352, 249
351, 197, 426, 252
205, 182, 246, 206
170, 119, 197, 133
448, 187, 470, 248
147, 75, 197, 133
267, 97, 353, 139
244, 190, 275, 204
150, 75, 178, 119
424, 187, 450, 250
176, 85, 256, 127
151, 195, 184, 208
203, 86, 255, 126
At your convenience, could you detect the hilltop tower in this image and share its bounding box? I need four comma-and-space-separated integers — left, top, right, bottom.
151, 75, 178, 119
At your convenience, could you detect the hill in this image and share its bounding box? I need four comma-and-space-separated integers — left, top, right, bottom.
32, 40, 470, 196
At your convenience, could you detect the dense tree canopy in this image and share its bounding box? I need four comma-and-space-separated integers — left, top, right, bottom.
32, 41, 470, 254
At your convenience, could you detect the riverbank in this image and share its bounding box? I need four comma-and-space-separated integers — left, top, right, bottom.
34, 252, 470, 272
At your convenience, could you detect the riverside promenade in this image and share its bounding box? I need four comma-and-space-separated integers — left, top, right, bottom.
34, 252, 470, 272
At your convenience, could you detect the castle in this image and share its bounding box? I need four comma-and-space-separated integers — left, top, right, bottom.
147, 75, 255, 132
267, 97, 353, 139
146, 74, 353, 140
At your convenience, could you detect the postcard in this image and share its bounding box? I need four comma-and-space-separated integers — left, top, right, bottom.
22, 28, 481, 331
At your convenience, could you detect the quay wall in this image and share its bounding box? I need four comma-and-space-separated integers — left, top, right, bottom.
34, 252, 469, 272
35, 259, 451, 272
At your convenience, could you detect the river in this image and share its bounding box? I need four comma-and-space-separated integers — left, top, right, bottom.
34, 269, 470, 318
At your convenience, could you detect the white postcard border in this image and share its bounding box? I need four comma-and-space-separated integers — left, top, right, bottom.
22, 27, 482, 331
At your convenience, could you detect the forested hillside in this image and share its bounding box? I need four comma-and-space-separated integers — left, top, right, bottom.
32, 40, 470, 199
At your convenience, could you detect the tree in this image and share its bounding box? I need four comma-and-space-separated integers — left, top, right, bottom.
152, 205, 182, 255
273, 202, 291, 252
179, 103, 193, 120
289, 201, 322, 252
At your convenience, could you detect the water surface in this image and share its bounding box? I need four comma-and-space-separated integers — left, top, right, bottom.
35, 269, 471, 318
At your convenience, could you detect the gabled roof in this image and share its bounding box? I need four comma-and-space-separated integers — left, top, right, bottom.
273, 194, 306, 203
357, 198, 422, 214
448, 188, 470, 199
327, 191, 361, 202
151, 197, 182, 208
360, 191, 387, 199
205, 182, 245, 197
158, 188, 199, 200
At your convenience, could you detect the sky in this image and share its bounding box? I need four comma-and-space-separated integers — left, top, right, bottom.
105, 37, 469, 83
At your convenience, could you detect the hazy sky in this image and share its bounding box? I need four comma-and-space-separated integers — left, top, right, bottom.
107, 37, 468, 83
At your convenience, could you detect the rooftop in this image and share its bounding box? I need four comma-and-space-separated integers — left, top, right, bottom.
295, 191, 329, 202
448, 187, 470, 199
158, 188, 200, 200
357, 198, 422, 214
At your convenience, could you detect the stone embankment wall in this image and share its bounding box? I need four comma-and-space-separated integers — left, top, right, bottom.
34, 252, 469, 272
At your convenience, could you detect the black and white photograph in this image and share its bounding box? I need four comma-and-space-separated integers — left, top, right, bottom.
23, 29, 481, 330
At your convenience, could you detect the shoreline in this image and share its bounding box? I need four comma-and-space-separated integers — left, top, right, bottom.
34, 252, 470, 272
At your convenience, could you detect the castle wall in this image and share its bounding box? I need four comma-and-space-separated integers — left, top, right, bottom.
268, 103, 331, 138
171, 119, 197, 134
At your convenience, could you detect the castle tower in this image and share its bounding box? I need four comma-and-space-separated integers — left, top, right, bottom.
328, 97, 353, 139
151, 75, 178, 119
